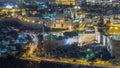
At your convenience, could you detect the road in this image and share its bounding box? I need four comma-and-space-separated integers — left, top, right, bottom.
20, 57, 119, 68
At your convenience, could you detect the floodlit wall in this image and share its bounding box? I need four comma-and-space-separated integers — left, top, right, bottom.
55, 0, 76, 5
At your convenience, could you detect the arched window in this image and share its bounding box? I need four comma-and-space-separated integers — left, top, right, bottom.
61, 24, 63, 27
54, 24, 56, 27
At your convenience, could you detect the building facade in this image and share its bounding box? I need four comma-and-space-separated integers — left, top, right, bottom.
55, 0, 76, 5
86, 0, 116, 3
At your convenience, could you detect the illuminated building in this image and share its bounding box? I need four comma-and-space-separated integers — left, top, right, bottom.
55, 0, 76, 5
86, 0, 114, 3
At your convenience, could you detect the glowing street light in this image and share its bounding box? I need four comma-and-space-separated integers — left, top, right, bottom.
32, 20, 35, 23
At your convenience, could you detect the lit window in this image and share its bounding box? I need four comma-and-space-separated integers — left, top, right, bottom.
115, 27, 118, 29
110, 27, 113, 29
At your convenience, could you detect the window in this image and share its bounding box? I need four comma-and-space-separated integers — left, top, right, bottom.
61, 24, 63, 27
54, 24, 56, 27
